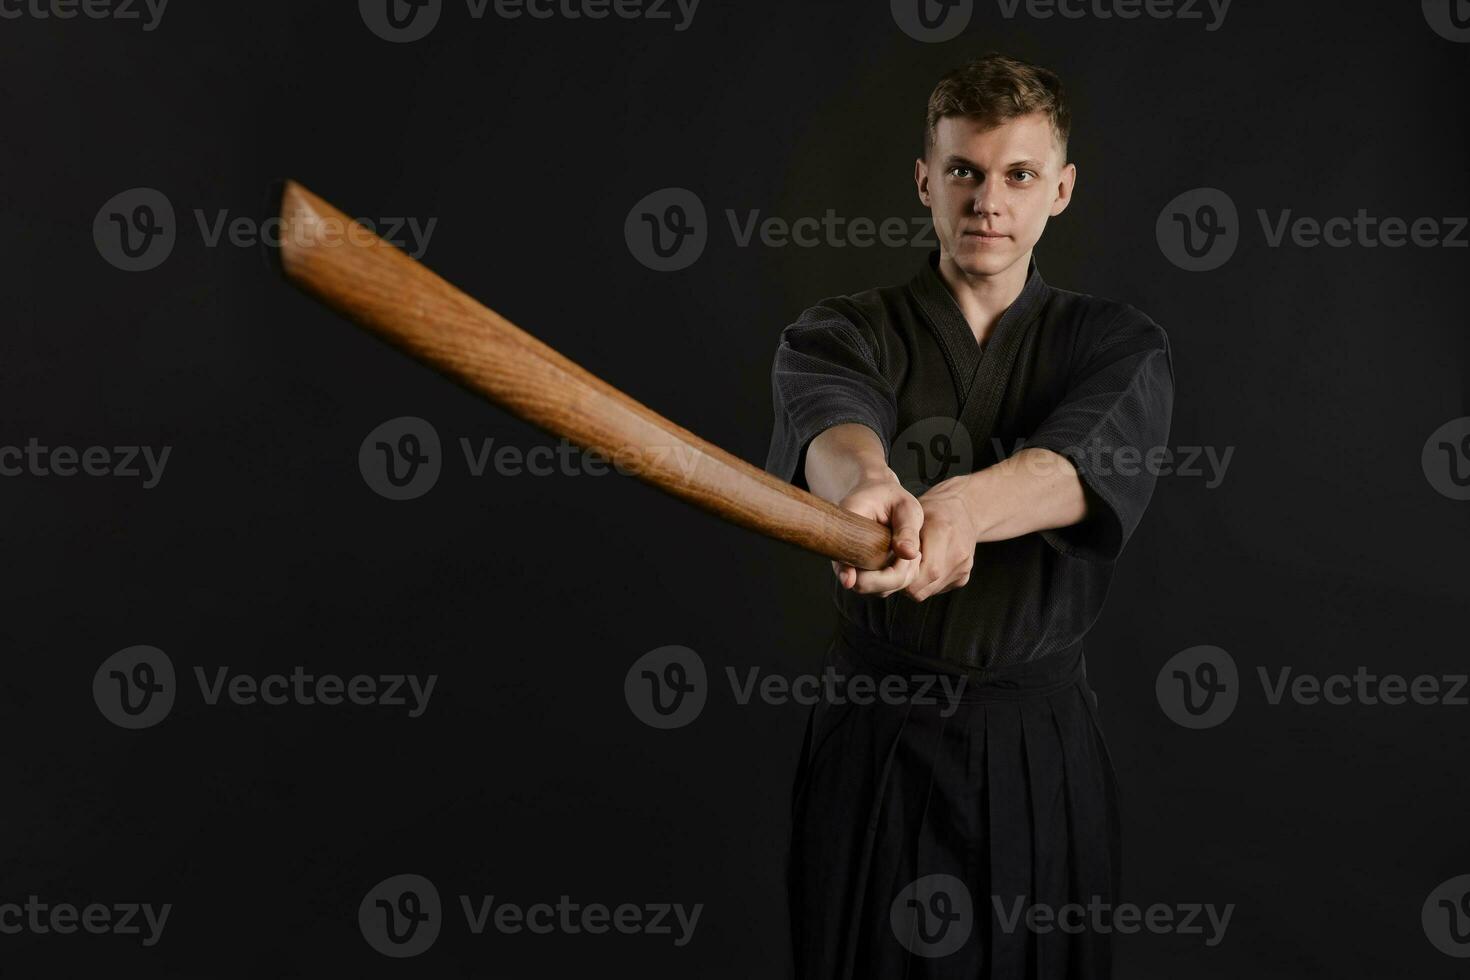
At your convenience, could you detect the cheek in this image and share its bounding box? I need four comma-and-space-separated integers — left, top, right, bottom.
1014, 198, 1054, 235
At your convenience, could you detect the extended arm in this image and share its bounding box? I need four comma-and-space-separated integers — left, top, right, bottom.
944, 447, 1088, 543
902, 448, 1088, 602
904, 311, 1174, 603
805, 423, 924, 596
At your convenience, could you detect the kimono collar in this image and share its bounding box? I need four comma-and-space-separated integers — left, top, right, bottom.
908, 249, 1049, 388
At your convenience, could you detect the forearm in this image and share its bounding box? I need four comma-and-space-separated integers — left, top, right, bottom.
957, 447, 1089, 543
804, 423, 892, 505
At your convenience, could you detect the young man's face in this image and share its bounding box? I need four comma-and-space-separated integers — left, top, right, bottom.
915, 111, 1075, 280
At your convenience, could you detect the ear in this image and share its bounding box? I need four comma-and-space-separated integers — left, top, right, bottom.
1049, 162, 1077, 217
914, 157, 931, 208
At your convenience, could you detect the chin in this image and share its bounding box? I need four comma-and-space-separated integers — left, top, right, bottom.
951, 245, 1019, 278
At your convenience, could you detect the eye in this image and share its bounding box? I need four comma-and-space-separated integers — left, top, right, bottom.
947, 166, 975, 180
1010, 170, 1037, 183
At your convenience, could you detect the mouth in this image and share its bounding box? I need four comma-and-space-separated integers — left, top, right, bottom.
961, 229, 1009, 243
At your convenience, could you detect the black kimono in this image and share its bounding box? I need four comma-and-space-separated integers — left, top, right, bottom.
765, 249, 1174, 979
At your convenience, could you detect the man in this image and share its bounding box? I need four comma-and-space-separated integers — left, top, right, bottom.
765, 54, 1174, 978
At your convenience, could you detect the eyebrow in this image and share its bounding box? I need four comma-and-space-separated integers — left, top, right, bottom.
941, 155, 1047, 171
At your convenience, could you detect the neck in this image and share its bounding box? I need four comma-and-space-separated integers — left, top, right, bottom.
935, 249, 1032, 346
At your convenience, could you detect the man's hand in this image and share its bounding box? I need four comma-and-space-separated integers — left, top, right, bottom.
830, 472, 924, 596
902, 475, 981, 602
807, 425, 1087, 603
804, 424, 924, 595
897, 447, 1090, 601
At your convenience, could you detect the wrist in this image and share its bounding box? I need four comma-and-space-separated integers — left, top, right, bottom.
859, 462, 898, 485
955, 469, 997, 544
845, 463, 899, 500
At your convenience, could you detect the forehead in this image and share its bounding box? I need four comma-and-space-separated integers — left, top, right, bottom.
931, 112, 1062, 164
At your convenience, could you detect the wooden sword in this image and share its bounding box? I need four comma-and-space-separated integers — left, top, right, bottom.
274, 181, 893, 570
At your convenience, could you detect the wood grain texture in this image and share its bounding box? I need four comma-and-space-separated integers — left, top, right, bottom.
276, 180, 894, 570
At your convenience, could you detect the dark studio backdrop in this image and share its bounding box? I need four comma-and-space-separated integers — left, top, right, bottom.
2, 0, 1468, 976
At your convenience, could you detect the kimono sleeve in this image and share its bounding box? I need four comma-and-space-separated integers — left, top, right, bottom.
1025, 308, 1175, 562
763, 301, 898, 491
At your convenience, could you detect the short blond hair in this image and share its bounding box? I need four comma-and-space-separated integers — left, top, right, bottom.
924, 53, 1070, 160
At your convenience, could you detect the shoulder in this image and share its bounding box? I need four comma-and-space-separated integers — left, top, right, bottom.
792, 277, 911, 332
779, 277, 913, 358
1043, 285, 1171, 359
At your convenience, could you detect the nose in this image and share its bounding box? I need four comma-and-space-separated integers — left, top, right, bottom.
973, 178, 1002, 217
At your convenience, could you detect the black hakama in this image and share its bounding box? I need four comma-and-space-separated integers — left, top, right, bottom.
765, 250, 1173, 979
788, 621, 1120, 978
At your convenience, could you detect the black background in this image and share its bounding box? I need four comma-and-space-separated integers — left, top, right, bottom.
3, 0, 1468, 975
